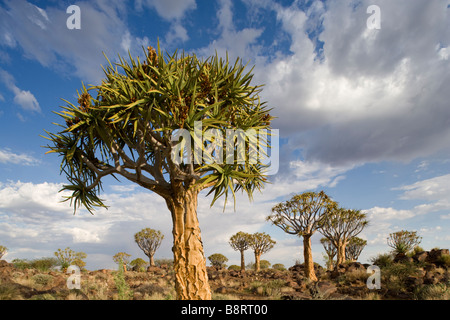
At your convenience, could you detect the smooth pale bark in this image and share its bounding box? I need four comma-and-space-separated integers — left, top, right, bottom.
166, 188, 211, 300
240, 250, 246, 272
254, 253, 261, 272
149, 255, 155, 267
303, 234, 318, 282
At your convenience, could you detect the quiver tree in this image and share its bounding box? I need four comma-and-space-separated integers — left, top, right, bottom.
387, 230, 422, 255
320, 208, 368, 265
54, 247, 87, 271
229, 231, 252, 271
43, 44, 274, 300
207, 253, 228, 269
0, 246, 7, 260
113, 252, 132, 269
320, 237, 337, 271
134, 228, 164, 266
248, 232, 275, 272
345, 237, 367, 262
268, 191, 337, 281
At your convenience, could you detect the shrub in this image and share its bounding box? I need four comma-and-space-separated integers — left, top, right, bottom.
208, 253, 228, 269
414, 283, 450, 300
437, 254, 450, 267
30, 258, 59, 271
0, 283, 19, 300
12, 259, 31, 270
370, 253, 394, 268
259, 260, 271, 270
272, 263, 286, 271
130, 258, 148, 272
32, 274, 54, 287
113, 258, 133, 300
227, 265, 241, 271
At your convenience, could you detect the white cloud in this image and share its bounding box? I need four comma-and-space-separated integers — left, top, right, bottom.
0, 68, 41, 112
140, 0, 196, 20
0, 148, 40, 166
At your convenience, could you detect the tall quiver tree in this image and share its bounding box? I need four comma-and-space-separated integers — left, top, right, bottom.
345, 237, 367, 262
268, 191, 337, 281
248, 232, 275, 272
320, 208, 368, 265
43, 45, 274, 300
135, 228, 164, 266
229, 231, 252, 271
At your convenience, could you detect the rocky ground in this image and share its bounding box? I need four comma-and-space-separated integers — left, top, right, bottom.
0, 248, 449, 300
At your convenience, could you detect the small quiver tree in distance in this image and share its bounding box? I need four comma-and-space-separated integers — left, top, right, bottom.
43, 44, 274, 300
319, 208, 368, 265
268, 191, 337, 281
345, 236, 367, 262
113, 252, 132, 272
229, 231, 252, 272
0, 246, 7, 260
207, 253, 228, 269
134, 228, 164, 267
130, 258, 148, 272
248, 232, 275, 272
387, 230, 422, 256
55, 247, 87, 272
320, 237, 337, 271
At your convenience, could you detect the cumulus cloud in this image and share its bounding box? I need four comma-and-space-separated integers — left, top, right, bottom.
0, 68, 41, 112
0, 148, 40, 166
243, 0, 450, 167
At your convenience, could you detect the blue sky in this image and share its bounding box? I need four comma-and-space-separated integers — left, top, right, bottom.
0, 0, 449, 270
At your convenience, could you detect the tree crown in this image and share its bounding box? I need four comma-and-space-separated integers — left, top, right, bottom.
43, 44, 274, 213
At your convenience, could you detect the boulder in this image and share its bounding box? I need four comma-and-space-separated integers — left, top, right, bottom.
394, 253, 413, 264
427, 249, 450, 264
413, 251, 428, 263
347, 262, 366, 272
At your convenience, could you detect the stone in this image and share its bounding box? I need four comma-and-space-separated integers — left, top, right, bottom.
347, 262, 366, 272
413, 251, 428, 263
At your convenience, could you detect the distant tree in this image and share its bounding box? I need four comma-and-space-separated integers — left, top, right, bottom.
229, 231, 252, 271
320, 237, 337, 270
320, 208, 369, 265
345, 237, 367, 262
272, 263, 286, 271
259, 260, 271, 269
134, 228, 164, 266
387, 230, 422, 255
130, 258, 148, 272
268, 191, 337, 281
113, 252, 132, 271
249, 232, 275, 272
54, 247, 87, 271
208, 253, 228, 269
0, 246, 7, 259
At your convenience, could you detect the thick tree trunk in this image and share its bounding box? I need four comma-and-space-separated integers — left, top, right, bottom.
240, 250, 246, 272
254, 252, 261, 272
336, 241, 346, 265
303, 234, 318, 281
149, 254, 155, 267
167, 189, 211, 300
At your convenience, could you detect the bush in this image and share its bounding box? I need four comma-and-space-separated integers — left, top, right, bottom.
370, 253, 394, 268
414, 283, 450, 300
437, 254, 450, 267
0, 283, 19, 300
260, 260, 271, 270
32, 274, 54, 287
227, 265, 241, 271
30, 258, 59, 271
272, 263, 286, 271
12, 259, 31, 270
208, 253, 228, 269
